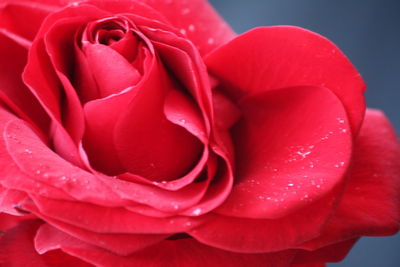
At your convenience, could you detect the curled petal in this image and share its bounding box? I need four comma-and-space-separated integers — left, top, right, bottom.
216, 86, 352, 219
205, 26, 366, 135
298, 109, 400, 250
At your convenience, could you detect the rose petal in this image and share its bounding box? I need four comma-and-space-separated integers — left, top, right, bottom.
0, 1, 57, 41
0, 220, 47, 266
26, 195, 205, 234
298, 109, 400, 250
84, 0, 235, 56
44, 18, 86, 145
22, 4, 110, 167
0, 34, 49, 134
82, 43, 142, 97
205, 26, 366, 135
34, 226, 295, 267
189, 186, 341, 253
0, 213, 33, 233
216, 86, 352, 219
113, 59, 203, 180
35, 222, 168, 256
212, 90, 241, 130
0, 186, 28, 215
293, 238, 358, 264
0, 218, 91, 266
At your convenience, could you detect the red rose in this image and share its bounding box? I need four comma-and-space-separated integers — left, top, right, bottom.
0, 0, 399, 266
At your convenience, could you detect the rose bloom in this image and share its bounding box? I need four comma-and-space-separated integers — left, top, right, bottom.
0, 0, 399, 266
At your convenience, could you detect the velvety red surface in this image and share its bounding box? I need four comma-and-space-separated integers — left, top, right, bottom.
0, 0, 399, 266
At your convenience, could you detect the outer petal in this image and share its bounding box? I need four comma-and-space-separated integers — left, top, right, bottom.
0, 33, 49, 134
0, 0, 58, 43
0, 219, 91, 267
35, 223, 168, 256
298, 109, 400, 250
216, 86, 352, 219
293, 239, 358, 264
189, 186, 342, 253
0, 220, 48, 266
35, 226, 295, 267
141, 0, 235, 55
205, 26, 366, 135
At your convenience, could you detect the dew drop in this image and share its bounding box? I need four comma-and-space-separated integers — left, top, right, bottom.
207, 38, 215, 45
188, 24, 195, 32
192, 208, 202, 216
297, 150, 311, 159
181, 8, 190, 15
288, 183, 294, 187
180, 29, 187, 35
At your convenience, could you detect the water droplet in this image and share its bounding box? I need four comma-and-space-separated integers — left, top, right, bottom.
297, 150, 311, 159
35, 170, 41, 175
207, 38, 215, 45
172, 204, 180, 210
341, 129, 347, 133
188, 24, 195, 32
288, 183, 294, 187
192, 208, 202, 216
181, 8, 190, 15
337, 118, 345, 124
24, 148, 32, 154
180, 29, 187, 35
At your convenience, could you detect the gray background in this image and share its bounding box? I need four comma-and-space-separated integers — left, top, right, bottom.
208, 0, 400, 266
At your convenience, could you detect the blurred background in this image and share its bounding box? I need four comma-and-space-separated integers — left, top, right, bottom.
208, 0, 400, 266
